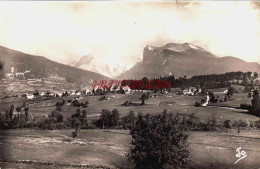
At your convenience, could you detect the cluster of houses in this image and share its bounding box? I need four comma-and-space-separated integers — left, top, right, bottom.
28, 90, 88, 99
182, 87, 202, 96
1, 89, 92, 100
92, 83, 132, 94
5, 67, 31, 80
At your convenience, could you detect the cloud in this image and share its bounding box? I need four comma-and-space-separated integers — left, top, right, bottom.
0, 1, 259, 68
251, 1, 260, 10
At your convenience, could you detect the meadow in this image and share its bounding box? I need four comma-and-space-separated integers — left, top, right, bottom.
0, 87, 259, 168
0, 129, 259, 169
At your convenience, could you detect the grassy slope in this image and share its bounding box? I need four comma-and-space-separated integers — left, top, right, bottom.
1, 91, 259, 123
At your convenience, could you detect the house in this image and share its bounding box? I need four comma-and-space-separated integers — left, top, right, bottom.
122, 86, 131, 94
26, 94, 34, 99
6, 73, 14, 79
49, 93, 55, 97
75, 91, 81, 96
183, 89, 194, 96
110, 84, 120, 92
201, 92, 210, 107
93, 85, 100, 92
84, 88, 91, 94
56, 92, 63, 97
15, 72, 25, 78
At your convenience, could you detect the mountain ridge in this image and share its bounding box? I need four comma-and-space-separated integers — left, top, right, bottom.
72, 54, 138, 78
0, 45, 110, 84
118, 42, 260, 79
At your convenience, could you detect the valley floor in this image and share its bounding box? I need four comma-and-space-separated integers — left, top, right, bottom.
0, 129, 259, 169
0, 89, 259, 168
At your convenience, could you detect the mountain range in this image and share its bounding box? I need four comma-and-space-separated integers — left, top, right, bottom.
72, 54, 138, 78
118, 43, 260, 79
1, 42, 259, 83
0, 46, 110, 84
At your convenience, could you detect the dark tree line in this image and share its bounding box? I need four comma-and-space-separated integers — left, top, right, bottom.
250, 90, 260, 117
122, 71, 259, 92
240, 90, 260, 117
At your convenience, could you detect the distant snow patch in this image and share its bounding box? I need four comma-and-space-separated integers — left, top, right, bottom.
148, 46, 154, 50
188, 44, 199, 49
168, 48, 185, 52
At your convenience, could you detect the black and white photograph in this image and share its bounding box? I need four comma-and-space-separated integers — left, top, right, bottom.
0, 1, 259, 169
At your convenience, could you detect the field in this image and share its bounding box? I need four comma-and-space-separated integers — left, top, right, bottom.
1, 90, 258, 123
0, 88, 259, 168
0, 129, 259, 169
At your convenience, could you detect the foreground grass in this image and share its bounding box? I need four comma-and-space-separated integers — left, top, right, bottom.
0, 129, 259, 169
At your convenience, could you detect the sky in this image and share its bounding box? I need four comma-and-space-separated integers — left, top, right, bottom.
0, 1, 260, 68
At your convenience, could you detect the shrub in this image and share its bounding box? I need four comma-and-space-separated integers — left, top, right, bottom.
71, 118, 82, 130
227, 87, 236, 97
239, 120, 248, 128
240, 103, 251, 110
71, 108, 81, 118
111, 109, 120, 126
5, 110, 9, 120
72, 100, 80, 107
93, 119, 103, 129
56, 122, 66, 130
255, 120, 260, 130
140, 94, 147, 105
209, 92, 218, 103
249, 120, 255, 128
37, 118, 56, 130
99, 95, 107, 101
208, 113, 218, 126
56, 105, 62, 111
25, 121, 35, 129
64, 119, 72, 128
79, 118, 88, 128
250, 93, 260, 117
49, 110, 63, 123
99, 109, 111, 129
233, 120, 248, 128
71, 118, 81, 139
16, 107, 21, 112
194, 101, 200, 107
56, 100, 65, 108
127, 112, 189, 169
121, 110, 137, 129
233, 120, 238, 128
223, 120, 232, 128
82, 110, 87, 118
186, 112, 200, 130
9, 104, 14, 120
123, 101, 133, 107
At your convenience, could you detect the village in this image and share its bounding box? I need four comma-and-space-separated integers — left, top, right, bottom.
0, 69, 259, 169
1, 67, 259, 105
